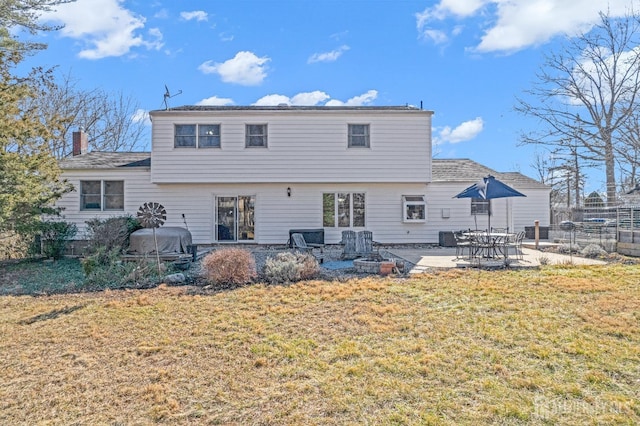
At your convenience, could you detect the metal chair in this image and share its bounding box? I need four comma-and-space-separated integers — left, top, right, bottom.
504, 231, 525, 260
453, 231, 473, 259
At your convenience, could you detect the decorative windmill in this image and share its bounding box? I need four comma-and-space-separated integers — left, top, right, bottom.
137, 202, 167, 274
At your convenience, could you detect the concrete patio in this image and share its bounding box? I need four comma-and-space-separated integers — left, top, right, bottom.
383, 241, 607, 274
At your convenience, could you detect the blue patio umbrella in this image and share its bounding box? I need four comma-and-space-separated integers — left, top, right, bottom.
454, 175, 526, 232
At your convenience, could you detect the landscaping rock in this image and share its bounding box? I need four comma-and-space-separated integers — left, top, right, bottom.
164, 273, 186, 285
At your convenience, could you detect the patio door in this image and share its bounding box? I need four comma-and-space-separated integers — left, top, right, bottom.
216, 196, 255, 241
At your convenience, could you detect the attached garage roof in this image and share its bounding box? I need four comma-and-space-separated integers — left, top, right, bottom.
432, 159, 549, 190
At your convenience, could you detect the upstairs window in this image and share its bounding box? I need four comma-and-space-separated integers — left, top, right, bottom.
174, 124, 221, 148
81, 180, 124, 211
246, 124, 268, 147
471, 198, 490, 215
403, 195, 426, 222
199, 124, 221, 147
348, 124, 370, 148
175, 124, 196, 147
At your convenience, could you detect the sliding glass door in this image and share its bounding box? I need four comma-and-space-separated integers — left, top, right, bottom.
216, 196, 255, 241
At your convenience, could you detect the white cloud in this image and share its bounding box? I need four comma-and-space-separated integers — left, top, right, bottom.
325, 90, 378, 106
435, 117, 484, 144
199, 51, 270, 86
253, 91, 331, 106
291, 91, 331, 105
131, 109, 151, 125
253, 94, 291, 106
422, 29, 449, 45
41, 0, 163, 59
180, 11, 208, 22
416, 0, 635, 53
308, 45, 350, 63
196, 96, 235, 106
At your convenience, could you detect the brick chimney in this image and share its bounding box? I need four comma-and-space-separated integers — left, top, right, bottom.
72, 130, 88, 156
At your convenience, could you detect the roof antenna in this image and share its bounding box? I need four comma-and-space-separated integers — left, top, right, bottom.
163, 84, 182, 110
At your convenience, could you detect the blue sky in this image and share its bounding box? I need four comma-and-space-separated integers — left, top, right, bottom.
21, 0, 640, 192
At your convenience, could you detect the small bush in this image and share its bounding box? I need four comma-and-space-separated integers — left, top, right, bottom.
40, 221, 77, 259
201, 248, 256, 286
538, 255, 550, 266
85, 215, 141, 252
558, 243, 579, 254
0, 231, 33, 260
581, 243, 607, 258
82, 246, 162, 290
263, 252, 320, 284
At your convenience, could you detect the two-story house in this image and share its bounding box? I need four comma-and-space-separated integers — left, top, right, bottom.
56, 105, 550, 245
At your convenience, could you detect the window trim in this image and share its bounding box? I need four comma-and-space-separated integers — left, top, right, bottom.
323, 192, 366, 228
174, 124, 221, 148
348, 123, 370, 148
402, 195, 426, 223
245, 124, 268, 148
80, 180, 124, 211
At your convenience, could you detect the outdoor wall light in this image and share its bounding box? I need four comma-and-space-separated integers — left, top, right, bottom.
287, 187, 291, 197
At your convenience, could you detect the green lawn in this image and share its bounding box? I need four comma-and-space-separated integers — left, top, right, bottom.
0, 265, 638, 424
0, 258, 85, 295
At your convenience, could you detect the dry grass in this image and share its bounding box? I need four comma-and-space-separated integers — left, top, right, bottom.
1, 264, 639, 425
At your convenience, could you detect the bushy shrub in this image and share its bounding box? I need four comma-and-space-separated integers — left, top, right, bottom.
263, 252, 320, 284
201, 248, 256, 286
40, 220, 77, 259
0, 231, 33, 260
581, 243, 607, 258
558, 243, 579, 254
85, 215, 141, 252
82, 246, 162, 290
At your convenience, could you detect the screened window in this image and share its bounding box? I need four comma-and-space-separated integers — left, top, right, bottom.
175, 124, 196, 147
80, 181, 101, 210
323, 192, 365, 227
471, 198, 490, 215
246, 124, 268, 147
403, 195, 426, 222
174, 124, 221, 148
80, 180, 124, 211
348, 124, 370, 148
199, 124, 221, 148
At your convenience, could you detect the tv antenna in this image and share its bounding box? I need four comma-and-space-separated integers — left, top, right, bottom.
162, 84, 182, 110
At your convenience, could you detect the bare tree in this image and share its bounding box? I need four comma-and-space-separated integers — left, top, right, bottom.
34, 71, 149, 158
516, 10, 640, 206
616, 110, 640, 192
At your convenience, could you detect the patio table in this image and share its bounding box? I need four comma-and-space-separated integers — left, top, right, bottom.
464, 232, 515, 259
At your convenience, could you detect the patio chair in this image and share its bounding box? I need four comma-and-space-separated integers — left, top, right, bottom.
504, 231, 525, 260
356, 231, 375, 257
291, 233, 324, 263
340, 230, 357, 259
453, 230, 473, 259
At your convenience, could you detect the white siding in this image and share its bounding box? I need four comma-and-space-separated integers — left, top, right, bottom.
425, 182, 551, 239
58, 169, 550, 245
58, 168, 431, 244
149, 109, 432, 184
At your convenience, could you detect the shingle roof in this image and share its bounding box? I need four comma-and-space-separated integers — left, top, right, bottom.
58, 154, 548, 190
59, 152, 151, 169
150, 105, 433, 114
432, 159, 549, 189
